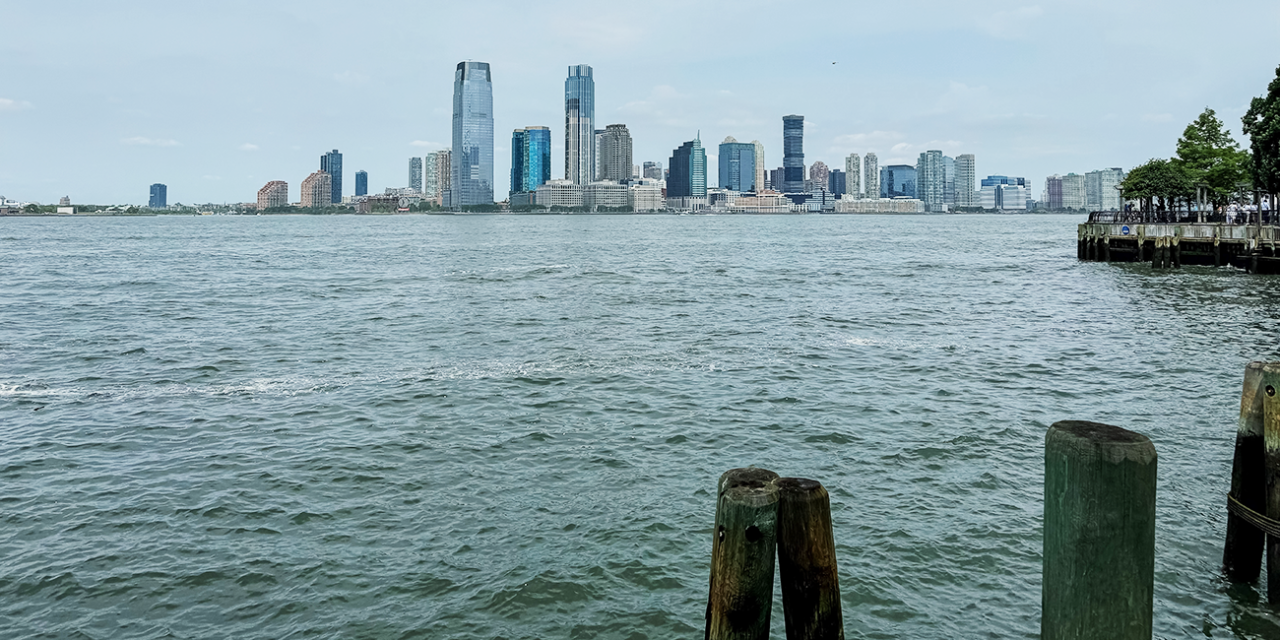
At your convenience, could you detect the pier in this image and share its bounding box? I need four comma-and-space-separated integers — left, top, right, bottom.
1078, 212, 1280, 273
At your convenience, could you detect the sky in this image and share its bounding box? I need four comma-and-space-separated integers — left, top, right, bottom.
3, 0, 1279, 205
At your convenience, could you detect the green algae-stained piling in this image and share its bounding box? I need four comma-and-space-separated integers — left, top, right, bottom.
707, 468, 780, 640
1042, 421, 1157, 640
1263, 366, 1280, 603
1223, 362, 1268, 582
776, 478, 844, 640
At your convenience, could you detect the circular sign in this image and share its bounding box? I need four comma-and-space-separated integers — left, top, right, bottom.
398, 197, 409, 208
1121, 225, 1130, 236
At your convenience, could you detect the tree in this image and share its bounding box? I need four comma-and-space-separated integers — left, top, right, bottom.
1120, 158, 1194, 214
1174, 108, 1251, 208
1243, 65, 1280, 200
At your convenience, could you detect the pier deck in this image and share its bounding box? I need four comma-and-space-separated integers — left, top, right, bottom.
1078, 214, 1280, 273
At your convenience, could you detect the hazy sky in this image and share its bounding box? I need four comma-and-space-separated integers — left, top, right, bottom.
4, 0, 1279, 205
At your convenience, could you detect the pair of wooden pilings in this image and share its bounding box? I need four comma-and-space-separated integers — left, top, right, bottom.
1150, 236, 1180, 269
1222, 362, 1280, 599
706, 468, 843, 640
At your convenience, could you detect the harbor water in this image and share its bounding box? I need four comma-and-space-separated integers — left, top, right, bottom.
2, 213, 1279, 638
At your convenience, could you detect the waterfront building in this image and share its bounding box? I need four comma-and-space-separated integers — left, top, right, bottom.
864, 153, 879, 202
729, 190, 795, 213
916, 150, 946, 212
752, 141, 765, 194
426, 150, 450, 203
598, 124, 633, 182
534, 179, 584, 208
809, 161, 830, 190
782, 115, 805, 192
148, 183, 167, 208
955, 154, 977, 208
845, 153, 861, 199
642, 161, 663, 180
355, 170, 368, 197
667, 135, 707, 198
629, 182, 665, 212
1045, 175, 1064, 210
257, 180, 288, 209
1085, 168, 1126, 211
585, 182, 630, 210
979, 176, 1029, 210
718, 137, 757, 192
565, 65, 595, 185
829, 170, 846, 197
450, 61, 494, 207
1061, 173, 1086, 210
510, 126, 551, 197
943, 155, 956, 206
320, 150, 342, 204
301, 170, 332, 208
409, 158, 422, 192
834, 197, 926, 214
769, 167, 784, 192
882, 164, 916, 198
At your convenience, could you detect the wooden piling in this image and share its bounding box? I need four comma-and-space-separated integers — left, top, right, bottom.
1102, 237, 1111, 263
1172, 238, 1181, 268
1214, 237, 1222, 267
1151, 238, 1162, 269
776, 478, 844, 640
707, 468, 781, 640
1225, 362, 1268, 582
1042, 421, 1156, 640
1263, 366, 1280, 603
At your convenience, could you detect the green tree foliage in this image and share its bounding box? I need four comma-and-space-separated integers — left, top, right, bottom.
1120, 158, 1194, 212
1243, 65, 1280, 196
1174, 108, 1251, 206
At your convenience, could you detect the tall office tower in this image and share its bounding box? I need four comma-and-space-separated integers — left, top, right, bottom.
844, 153, 861, 198
954, 154, 976, 208
1060, 173, 1086, 210
1085, 168, 1126, 211
752, 141, 765, 194
1045, 175, 1064, 209
782, 115, 804, 192
409, 157, 423, 191
510, 126, 552, 196
829, 170, 846, 196
943, 155, 956, 206
916, 150, 945, 212
883, 165, 917, 198
598, 124, 633, 182
148, 183, 167, 208
633, 165, 641, 179
565, 65, 595, 185
667, 135, 707, 198
718, 136, 757, 192
451, 61, 494, 207
257, 180, 289, 209
301, 170, 332, 208
642, 161, 663, 180
808, 161, 829, 189
594, 129, 606, 180
425, 153, 439, 198
355, 170, 368, 196
320, 149, 342, 203
864, 153, 879, 200
770, 167, 784, 191
428, 150, 451, 200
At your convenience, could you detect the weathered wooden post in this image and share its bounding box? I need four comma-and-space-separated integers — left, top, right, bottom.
1223, 361, 1267, 582
1042, 421, 1157, 640
776, 478, 844, 640
1151, 237, 1163, 269
707, 468, 780, 640
1262, 365, 1280, 602
1102, 236, 1111, 263
1172, 237, 1181, 268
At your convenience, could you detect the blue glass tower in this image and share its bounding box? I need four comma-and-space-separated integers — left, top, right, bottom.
355, 170, 368, 196
148, 183, 167, 208
668, 135, 707, 198
565, 65, 595, 185
451, 61, 494, 207
510, 127, 552, 196
320, 149, 342, 203
782, 115, 804, 192
882, 165, 917, 198
718, 139, 756, 192
510, 129, 526, 198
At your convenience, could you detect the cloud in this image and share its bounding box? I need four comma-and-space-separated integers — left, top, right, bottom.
239, 143, 259, 151
122, 136, 179, 147
980, 6, 1044, 40
411, 140, 443, 149
0, 98, 33, 111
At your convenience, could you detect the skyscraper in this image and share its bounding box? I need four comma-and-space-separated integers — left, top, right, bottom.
955, 154, 977, 208
301, 170, 331, 208
829, 170, 846, 196
667, 135, 707, 198
427, 150, 451, 203
257, 180, 288, 209
565, 65, 595, 185
1061, 173, 1086, 210
864, 153, 879, 201
808, 160, 829, 191
642, 161, 663, 180
718, 137, 756, 192
355, 170, 368, 197
1045, 175, 1064, 209
845, 153, 861, 199
409, 157, 423, 192
943, 155, 956, 207
510, 126, 552, 196
320, 150, 342, 204
980, 176, 1029, 210
752, 141, 765, 194
883, 165, 916, 198
451, 61, 494, 207
782, 115, 804, 192
598, 124, 633, 182
916, 150, 945, 212
148, 183, 167, 208
1085, 168, 1125, 211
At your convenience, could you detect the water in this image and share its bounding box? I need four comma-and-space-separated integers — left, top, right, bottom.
2, 213, 1279, 639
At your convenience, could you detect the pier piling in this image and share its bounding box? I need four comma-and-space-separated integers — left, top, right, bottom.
707, 468, 781, 640
1042, 420, 1156, 640
1223, 362, 1268, 582
1262, 366, 1280, 603
776, 478, 844, 640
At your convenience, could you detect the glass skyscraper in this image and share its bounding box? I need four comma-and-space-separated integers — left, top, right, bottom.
148, 183, 166, 208
782, 115, 804, 193
320, 150, 342, 203
355, 170, 368, 196
565, 65, 595, 185
668, 135, 707, 198
510, 126, 552, 196
451, 61, 494, 207
409, 157, 423, 192
882, 165, 917, 198
718, 137, 756, 192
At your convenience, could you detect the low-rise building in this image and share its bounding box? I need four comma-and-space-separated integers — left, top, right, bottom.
834, 198, 925, 213
628, 183, 664, 212
534, 179, 584, 209
584, 182, 629, 210
729, 190, 795, 213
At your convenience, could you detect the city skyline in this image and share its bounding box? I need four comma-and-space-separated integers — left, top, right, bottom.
2, 1, 1277, 204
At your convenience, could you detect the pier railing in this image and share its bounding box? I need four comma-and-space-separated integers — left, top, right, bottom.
1087, 210, 1279, 225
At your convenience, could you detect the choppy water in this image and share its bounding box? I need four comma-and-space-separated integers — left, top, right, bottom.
2, 213, 1279, 639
